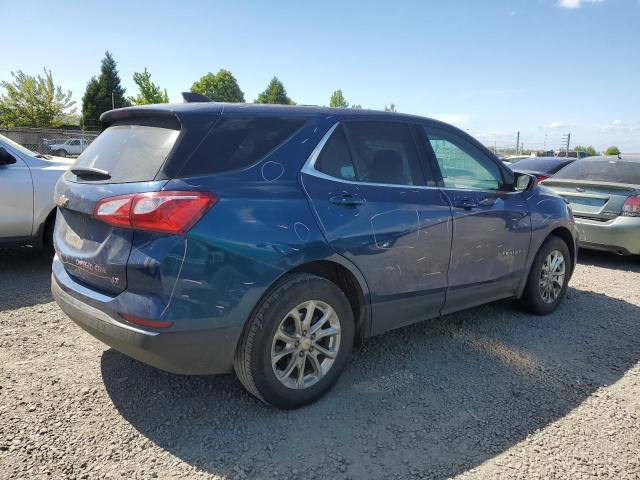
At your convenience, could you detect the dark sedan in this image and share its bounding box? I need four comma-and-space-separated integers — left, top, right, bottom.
511, 157, 576, 181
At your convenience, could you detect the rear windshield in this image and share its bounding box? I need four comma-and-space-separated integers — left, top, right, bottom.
174, 116, 306, 177
553, 159, 640, 184
67, 124, 179, 183
514, 158, 566, 172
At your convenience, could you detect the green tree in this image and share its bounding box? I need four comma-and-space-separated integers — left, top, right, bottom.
191, 69, 245, 102
604, 146, 621, 156
255, 76, 294, 105
329, 89, 348, 108
0, 69, 75, 127
574, 145, 598, 156
351, 104, 363, 109
129, 68, 169, 105
81, 51, 129, 129
384, 103, 396, 112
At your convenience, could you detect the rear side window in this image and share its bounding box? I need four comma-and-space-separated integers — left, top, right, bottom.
315, 121, 426, 186
553, 159, 640, 184
68, 124, 179, 183
345, 122, 424, 186
315, 126, 356, 181
177, 116, 305, 177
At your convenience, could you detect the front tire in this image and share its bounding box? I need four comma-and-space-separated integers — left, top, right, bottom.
55, 149, 67, 157
520, 235, 571, 315
234, 273, 354, 409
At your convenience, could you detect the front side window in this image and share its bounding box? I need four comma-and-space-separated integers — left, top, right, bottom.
315, 121, 426, 186
424, 127, 503, 190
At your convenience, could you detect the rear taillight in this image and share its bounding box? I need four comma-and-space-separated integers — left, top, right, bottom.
622, 195, 640, 217
536, 174, 550, 181
94, 191, 217, 234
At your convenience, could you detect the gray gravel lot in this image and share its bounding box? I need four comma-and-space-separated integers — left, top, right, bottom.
1, 249, 639, 479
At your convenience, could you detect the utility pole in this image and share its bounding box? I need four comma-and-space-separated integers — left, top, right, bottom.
560, 133, 571, 156
516, 131, 520, 155
111, 92, 115, 110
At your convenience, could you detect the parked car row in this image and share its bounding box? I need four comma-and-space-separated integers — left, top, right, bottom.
1, 103, 638, 408
0, 134, 73, 249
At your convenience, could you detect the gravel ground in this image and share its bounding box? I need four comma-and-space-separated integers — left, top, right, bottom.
1, 248, 639, 479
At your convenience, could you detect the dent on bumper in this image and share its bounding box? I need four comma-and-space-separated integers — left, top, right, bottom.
575, 217, 640, 255
51, 274, 241, 375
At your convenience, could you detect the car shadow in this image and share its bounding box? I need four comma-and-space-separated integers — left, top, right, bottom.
101, 287, 640, 479
0, 247, 53, 311
577, 248, 640, 273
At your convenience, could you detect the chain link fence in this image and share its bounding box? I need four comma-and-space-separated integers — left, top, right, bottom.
0, 127, 99, 158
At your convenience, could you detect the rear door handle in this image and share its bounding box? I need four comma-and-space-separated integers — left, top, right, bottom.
329, 193, 365, 207
452, 197, 477, 210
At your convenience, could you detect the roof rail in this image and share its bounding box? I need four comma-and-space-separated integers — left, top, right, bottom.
181, 92, 212, 103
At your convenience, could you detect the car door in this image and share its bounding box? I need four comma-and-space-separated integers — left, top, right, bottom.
0, 149, 34, 239
420, 125, 531, 314
301, 120, 453, 334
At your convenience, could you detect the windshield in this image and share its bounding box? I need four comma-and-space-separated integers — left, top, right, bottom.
553, 159, 640, 185
0, 133, 36, 157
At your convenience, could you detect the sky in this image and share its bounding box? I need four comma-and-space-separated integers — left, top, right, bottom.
2, 0, 639, 152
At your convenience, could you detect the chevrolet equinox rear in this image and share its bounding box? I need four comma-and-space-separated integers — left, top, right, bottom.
52, 103, 577, 409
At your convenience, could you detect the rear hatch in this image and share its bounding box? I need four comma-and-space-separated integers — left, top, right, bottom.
54, 115, 183, 294
542, 158, 640, 221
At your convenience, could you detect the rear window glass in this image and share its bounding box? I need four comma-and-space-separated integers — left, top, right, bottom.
176, 116, 305, 177
67, 124, 179, 183
553, 159, 640, 184
514, 158, 565, 172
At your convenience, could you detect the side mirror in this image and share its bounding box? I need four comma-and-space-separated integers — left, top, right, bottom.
514, 172, 538, 191
0, 147, 17, 166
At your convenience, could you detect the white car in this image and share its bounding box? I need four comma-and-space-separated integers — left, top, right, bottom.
0, 134, 72, 249
48, 138, 89, 157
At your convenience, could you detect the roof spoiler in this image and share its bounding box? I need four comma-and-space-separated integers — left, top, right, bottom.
181, 92, 211, 103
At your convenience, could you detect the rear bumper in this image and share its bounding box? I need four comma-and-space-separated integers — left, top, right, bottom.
51, 270, 241, 375
575, 216, 640, 255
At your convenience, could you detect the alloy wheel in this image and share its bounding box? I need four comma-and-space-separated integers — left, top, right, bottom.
539, 249, 566, 303
271, 300, 341, 389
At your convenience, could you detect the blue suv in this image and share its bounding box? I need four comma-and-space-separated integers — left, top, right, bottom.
52, 103, 577, 408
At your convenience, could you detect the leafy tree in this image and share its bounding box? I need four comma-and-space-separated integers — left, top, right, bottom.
0, 69, 75, 128
351, 104, 363, 109
329, 89, 348, 108
129, 68, 169, 105
81, 51, 129, 129
255, 77, 294, 105
384, 103, 396, 112
604, 146, 620, 156
191, 69, 245, 102
574, 145, 597, 156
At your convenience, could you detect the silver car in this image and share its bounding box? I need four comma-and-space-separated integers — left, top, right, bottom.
0, 134, 72, 249
543, 155, 640, 255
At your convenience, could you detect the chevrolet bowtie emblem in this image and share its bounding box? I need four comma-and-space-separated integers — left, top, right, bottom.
56, 194, 70, 208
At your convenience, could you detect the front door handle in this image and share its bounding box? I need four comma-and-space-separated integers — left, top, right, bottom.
452, 197, 477, 210
329, 193, 365, 207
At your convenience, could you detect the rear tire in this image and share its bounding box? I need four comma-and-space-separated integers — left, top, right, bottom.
520, 235, 571, 315
234, 273, 354, 409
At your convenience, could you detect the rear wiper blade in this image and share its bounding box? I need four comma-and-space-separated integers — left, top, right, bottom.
71, 167, 111, 179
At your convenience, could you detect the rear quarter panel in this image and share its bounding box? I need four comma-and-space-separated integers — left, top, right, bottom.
151, 116, 372, 336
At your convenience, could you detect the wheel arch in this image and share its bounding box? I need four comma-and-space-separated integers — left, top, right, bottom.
549, 226, 576, 276
288, 259, 370, 345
